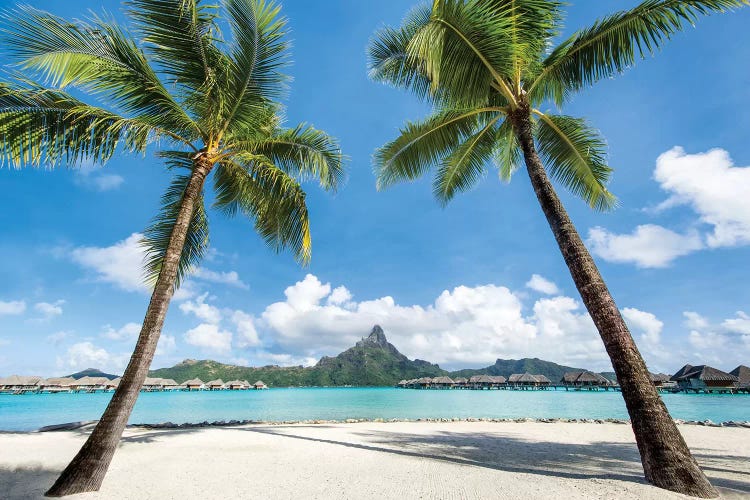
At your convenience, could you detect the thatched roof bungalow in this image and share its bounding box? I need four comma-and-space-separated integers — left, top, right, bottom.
40, 377, 76, 393
206, 379, 226, 390
0, 375, 43, 392
431, 376, 455, 388
226, 380, 247, 390
183, 378, 205, 390
672, 365, 738, 392
561, 371, 611, 388
453, 377, 468, 385
73, 376, 110, 392
253, 380, 268, 390
730, 365, 750, 390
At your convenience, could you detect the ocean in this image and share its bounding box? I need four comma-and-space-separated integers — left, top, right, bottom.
1, 388, 748, 432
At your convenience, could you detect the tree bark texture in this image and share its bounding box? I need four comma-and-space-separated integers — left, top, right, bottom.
45, 156, 213, 497
510, 105, 718, 498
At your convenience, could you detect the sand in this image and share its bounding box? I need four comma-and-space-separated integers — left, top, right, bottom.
0, 421, 748, 499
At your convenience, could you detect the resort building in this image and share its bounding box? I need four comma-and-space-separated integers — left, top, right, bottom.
671, 365, 738, 393
730, 365, 750, 393
39, 377, 76, 393
561, 371, 613, 390
72, 377, 110, 393
0, 375, 43, 393
508, 373, 550, 389
206, 379, 226, 390
226, 380, 247, 390
431, 376, 455, 389
253, 380, 268, 390
183, 378, 205, 391
107, 378, 122, 390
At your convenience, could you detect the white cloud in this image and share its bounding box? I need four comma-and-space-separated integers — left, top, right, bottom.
0, 300, 26, 315
327, 286, 353, 306
34, 300, 64, 319
74, 162, 124, 192
655, 147, 750, 247
722, 311, 750, 335
587, 224, 703, 268
679, 311, 750, 368
46, 331, 71, 346
71, 233, 147, 292
232, 310, 260, 348
683, 311, 710, 330
184, 323, 232, 354
58, 341, 127, 373
194, 268, 249, 289
156, 334, 177, 356
102, 322, 141, 341
179, 294, 222, 324
255, 274, 621, 370
622, 308, 663, 346
525, 274, 559, 295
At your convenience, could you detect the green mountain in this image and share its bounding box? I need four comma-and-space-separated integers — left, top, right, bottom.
150, 325, 445, 386
449, 358, 586, 383
67, 368, 120, 380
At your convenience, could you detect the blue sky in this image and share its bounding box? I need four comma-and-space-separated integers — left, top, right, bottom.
1, 0, 749, 376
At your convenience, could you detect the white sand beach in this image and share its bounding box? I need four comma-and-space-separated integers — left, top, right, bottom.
1, 421, 748, 500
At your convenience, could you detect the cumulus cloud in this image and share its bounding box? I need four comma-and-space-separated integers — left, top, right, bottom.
654, 147, 750, 247
70, 233, 147, 292
0, 300, 26, 315
250, 274, 654, 370
179, 294, 222, 324
102, 322, 141, 341
46, 331, 71, 346
74, 162, 124, 192
194, 268, 248, 289
680, 311, 750, 368
184, 323, 232, 354
587, 224, 703, 268
34, 300, 65, 320
622, 308, 663, 346
525, 274, 559, 295
156, 334, 177, 356
232, 310, 260, 348
57, 342, 128, 373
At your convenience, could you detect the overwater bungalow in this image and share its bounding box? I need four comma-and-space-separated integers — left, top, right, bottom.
561, 371, 612, 390
226, 380, 247, 390
72, 376, 110, 393
508, 373, 546, 389
205, 379, 226, 390
39, 377, 76, 393
142, 377, 165, 391
453, 377, 468, 388
431, 376, 455, 389
649, 373, 674, 389
0, 375, 43, 393
107, 377, 121, 390
253, 380, 268, 390
396, 379, 408, 388
730, 365, 750, 393
468, 374, 495, 389
183, 378, 205, 391
671, 365, 738, 393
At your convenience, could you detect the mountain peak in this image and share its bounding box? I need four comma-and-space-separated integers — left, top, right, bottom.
357, 325, 388, 348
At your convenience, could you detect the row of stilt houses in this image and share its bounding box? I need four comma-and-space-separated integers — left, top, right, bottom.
0, 376, 269, 394
398, 364, 750, 393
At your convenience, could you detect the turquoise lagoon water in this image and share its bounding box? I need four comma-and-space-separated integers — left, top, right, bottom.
1, 388, 748, 432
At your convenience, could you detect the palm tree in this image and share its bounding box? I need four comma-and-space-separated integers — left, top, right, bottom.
368, 0, 746, 497
0, 0, 343, 496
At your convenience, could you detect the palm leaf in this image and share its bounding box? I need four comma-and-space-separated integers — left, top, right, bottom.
232, 124, 344, 191
533, 112, 616, 211
375, 106, 503, 190
0, 80, 169, 167
213, 159, 311, 263
142, 173, 209, 288
530, 0, 747, 105
1, 6, 198, 138
493, 119, 522, 182
433, 114, 501, 204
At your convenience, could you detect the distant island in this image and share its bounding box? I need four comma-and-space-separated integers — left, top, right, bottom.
149, 325, 600, 387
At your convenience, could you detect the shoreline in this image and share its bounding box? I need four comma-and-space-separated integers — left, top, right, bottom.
2, 420, 748, 499
2, 416, 747, 434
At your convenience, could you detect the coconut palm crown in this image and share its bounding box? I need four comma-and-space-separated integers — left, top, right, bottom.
370, 0, 743, 209
1, 0, 344, 276
369, 0, 746, 498
0, 0, 344, 496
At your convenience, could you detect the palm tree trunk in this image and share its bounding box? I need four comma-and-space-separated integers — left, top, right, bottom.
511, 107, 718, 498
45, 156, 213, 497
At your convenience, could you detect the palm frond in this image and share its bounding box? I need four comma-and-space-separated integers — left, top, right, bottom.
142, 173, 209, 288
433, 114, 501, 204
1, 6, 198, 138
529, 0, 747, 105
374, 106, 503, 190
232, 124, 344, 191
213, 159, 311, 263
368, 4, 434, 101
221, 0, 290, 135
0, 80, 168, 167
127, 0, 229, 127
533, 112, 616, 211
493, 118, 521, 182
